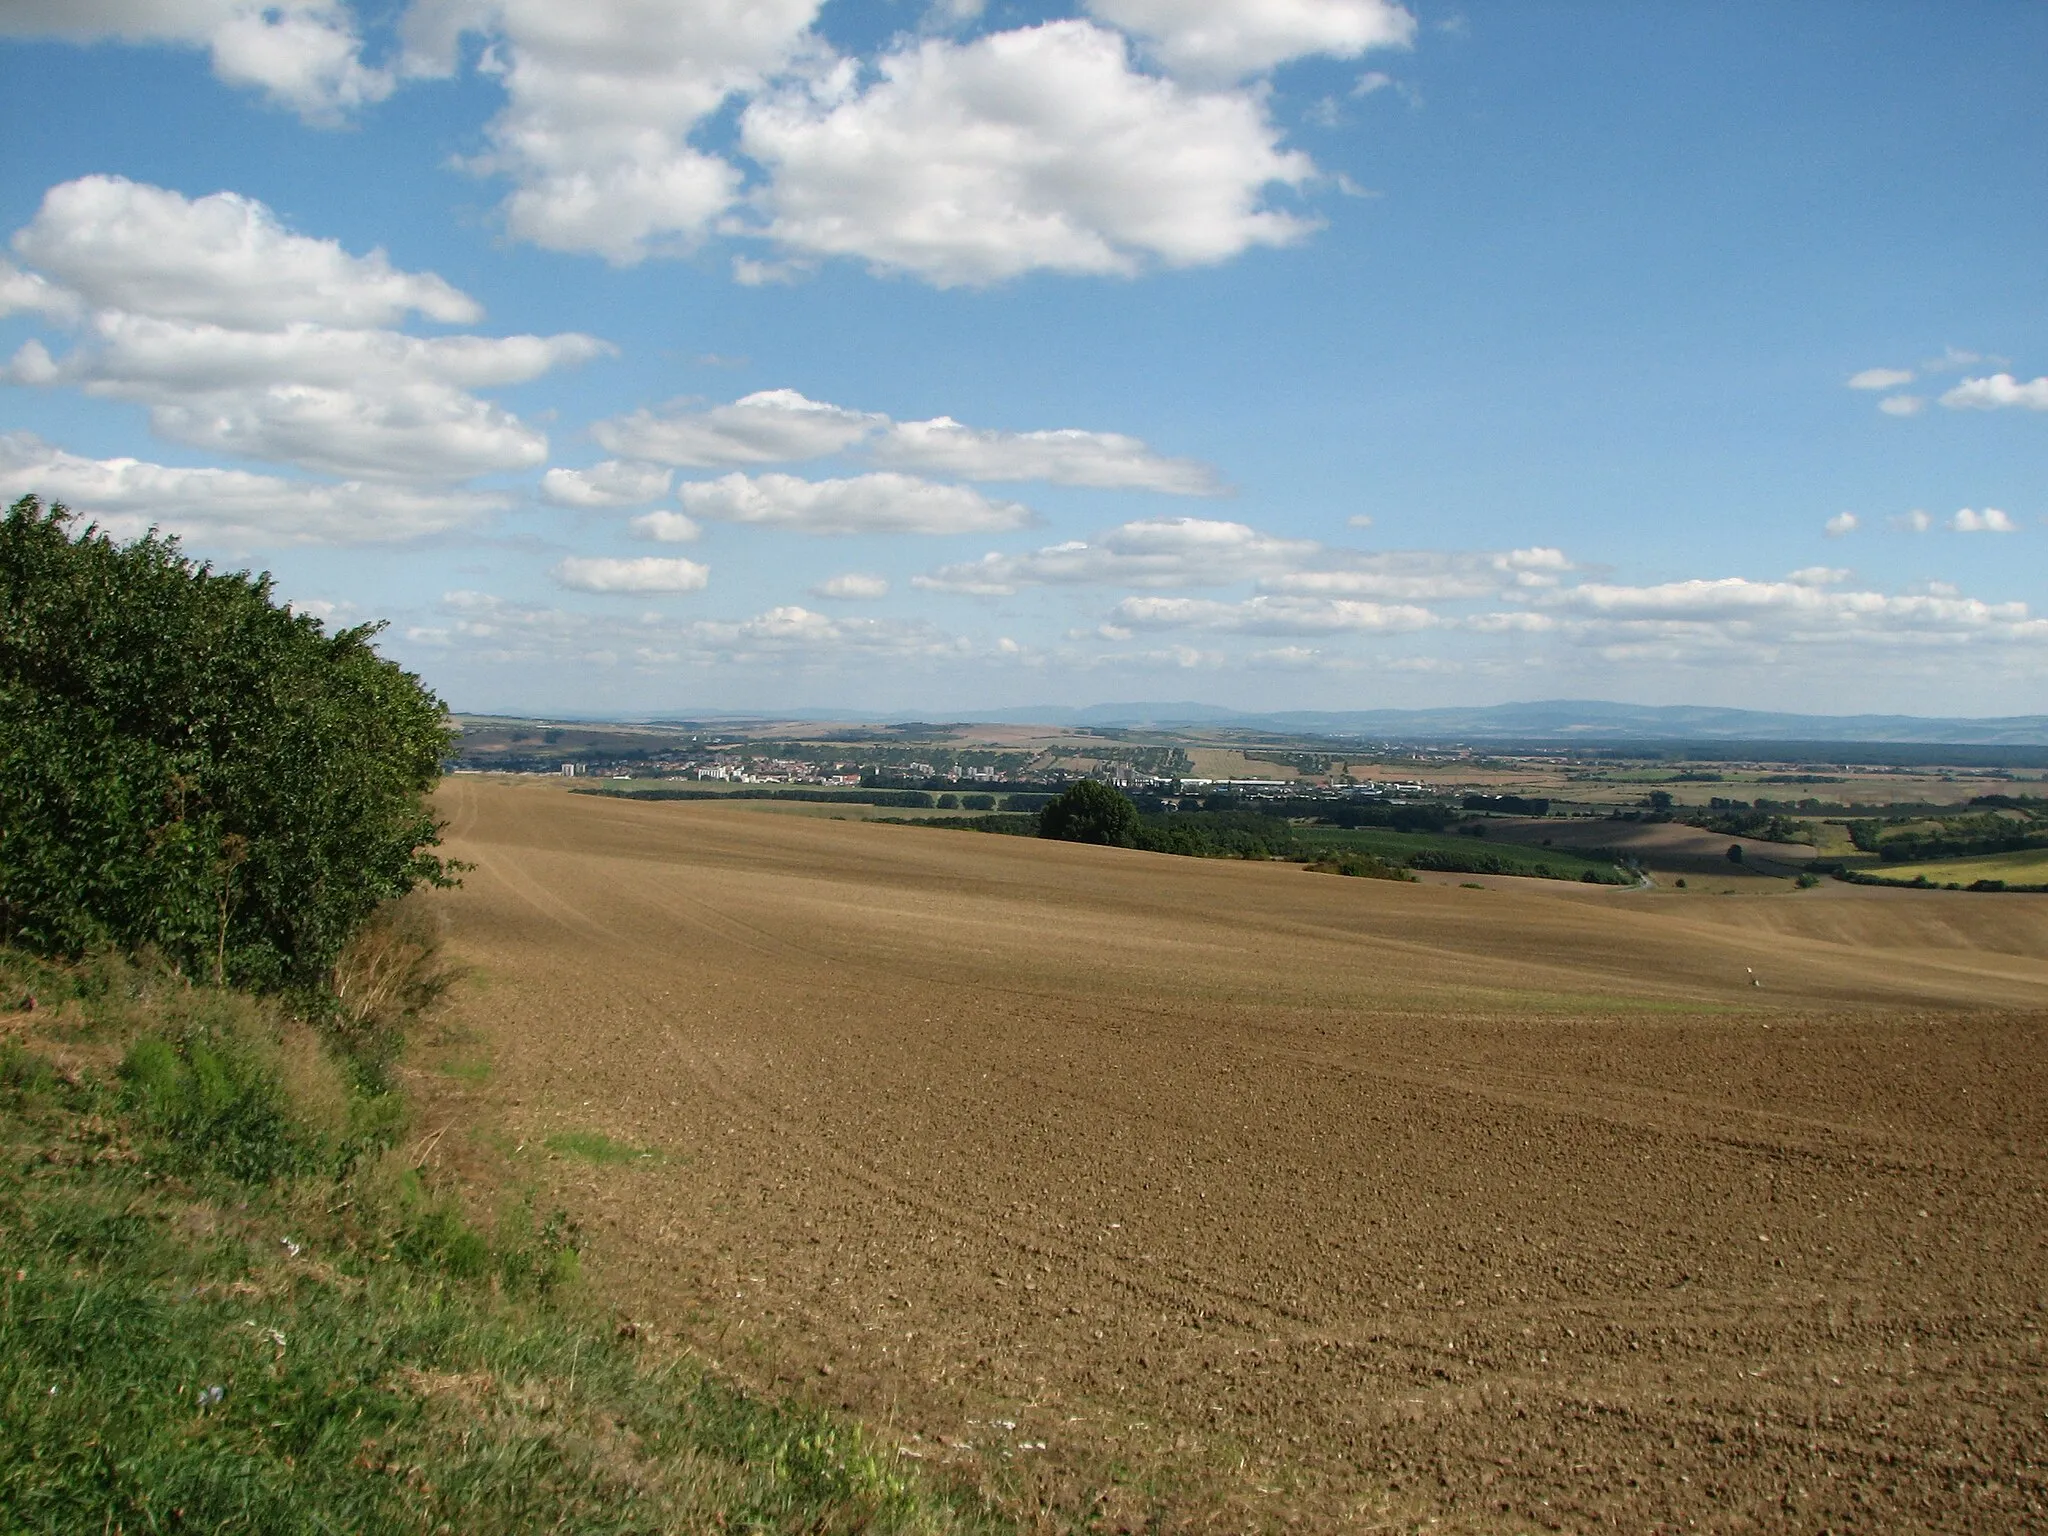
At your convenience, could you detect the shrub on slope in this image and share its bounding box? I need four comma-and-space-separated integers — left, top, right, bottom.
0, 496, 455, 991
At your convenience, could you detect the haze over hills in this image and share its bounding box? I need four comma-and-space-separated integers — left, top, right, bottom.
973, 700, 2048, 743
606, 700, 2048, 746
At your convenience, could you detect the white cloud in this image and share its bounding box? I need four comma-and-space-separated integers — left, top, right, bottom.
552, 555, 710, 593
1921, 346, 2000, 374
1892, 509, 1932, 533
592, 387, 1223, 491
1941, 373, 2048, 412
678, 471, 1031, 535
1346, 513, 1374, 528
540, 459, 672, 507
739, 21, 1317, 286
1877, 395, 1924, 417
1846, 366, 1913, 390
0, 1, 391, 121
1951, 507, 2016, 533
0, 261, 81, 322
628, 509, 702, 542
874, 416, 1222, 492
1530, 578, 2047, 653
417, 0, 823, 264
12, 176, 478, 329
1088, 0, 1415, 81
812, 572, 890, 599
1112, 593, 1439, 634
0, 431, 494, 545
5, 178, 604, 481
593, 389, 884, 467
1787, 566, 1851, 585
1825, 511, 1858, 536
915, 516, 1317, 593
422, 589, 973, 667
1263, 546, 1571, 599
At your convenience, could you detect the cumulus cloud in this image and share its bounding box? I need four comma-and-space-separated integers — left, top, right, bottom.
1941, 373, 2048, 411
678, 471, 1031, 535
1112, 593, 1439, 634
1877, 395, 1924, 417
5, 178, 603, 481
13, 176, 478, 329
739, 21, 1317, 286
1264, 547, 1571, 600
419, 588, 973, 667
552, 555, 710, 593
591, 387, 1221, 491
593, 389, 884, 467
1787, 566, 1851, 585
1846, 366, 1913, 390
1524, 577, 2048, 653
915, 516, 1317, 594
405, 0, 824, 264
1951, 507, 2016, 533
1088, 0, 1415, 81
0, 431, 494, 545
1892, 509, 1932, 533
540, 459, 672, 507
0, 0, 391, 121
628, 509, 702, 542
812, 572, 890, 599
1825, 512, 1858, 536
874, 416, 1222, 492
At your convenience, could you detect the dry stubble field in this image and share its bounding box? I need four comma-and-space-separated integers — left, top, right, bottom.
423, 778, 2048, 1532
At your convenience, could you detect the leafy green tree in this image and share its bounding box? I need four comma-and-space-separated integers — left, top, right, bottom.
0, 497, 456, 991
1726, 842, 1744, 864
1038, 780, 1142, 847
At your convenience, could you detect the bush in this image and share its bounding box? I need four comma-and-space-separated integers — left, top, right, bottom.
1308, 852, 1415, 882
1039, 781, 1142, 847
0, 497, 456, 991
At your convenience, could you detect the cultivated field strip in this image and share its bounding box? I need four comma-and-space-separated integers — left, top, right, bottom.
428, 780, 2048, 1532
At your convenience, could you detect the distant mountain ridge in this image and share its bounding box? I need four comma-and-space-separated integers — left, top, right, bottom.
968, 699, 2048, 744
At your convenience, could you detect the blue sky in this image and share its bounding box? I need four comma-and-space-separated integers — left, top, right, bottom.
2, 1, 2043, 718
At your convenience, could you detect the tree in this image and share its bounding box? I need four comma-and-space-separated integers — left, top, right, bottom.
0, 497, 456, 991
1646, 790, 1675, 813
1726, 842, 1745, 864
1038, 780, 1142, 847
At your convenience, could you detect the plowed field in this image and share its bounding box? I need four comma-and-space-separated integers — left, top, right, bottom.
424, 778, 2048, 1532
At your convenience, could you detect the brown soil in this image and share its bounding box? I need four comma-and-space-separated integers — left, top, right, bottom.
423, 779, 2048, 1533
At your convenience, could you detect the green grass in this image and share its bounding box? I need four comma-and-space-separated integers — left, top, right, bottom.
0, 949, 1008, 1536
544, 1129, 659, 1165
1295, 826, 1634, 884
1848, 846, 2048, 890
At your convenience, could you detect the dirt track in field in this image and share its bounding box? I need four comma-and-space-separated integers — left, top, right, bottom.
425, 779, 2048, 1532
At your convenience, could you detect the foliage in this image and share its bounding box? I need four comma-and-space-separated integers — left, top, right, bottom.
1295, 826, 1632, 884
1463, 794, 1552, 817
0, 497, 456, 992
1306, 852, 1416, 882
1039, 780, 1143, 846
1135, 809, 1298, 860
1681, 809, 1815, 844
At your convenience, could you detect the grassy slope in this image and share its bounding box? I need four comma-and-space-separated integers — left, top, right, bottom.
0, 950, 1006, 1536
1849, 846, 2048, 887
